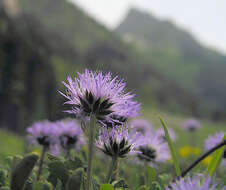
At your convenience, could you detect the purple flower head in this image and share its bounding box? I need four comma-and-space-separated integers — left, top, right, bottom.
167, 175, 226, 190
156, 128, 177, 142
96, 125, 145, 158
56, 120, 85, 151
27, 120, 57, 147
137, 133, 170, 165
129, 119, 153, 135
205, 132, 226, 164
60, 69, 140, 126
205, 132, 225, 150
183, 119, 202, 132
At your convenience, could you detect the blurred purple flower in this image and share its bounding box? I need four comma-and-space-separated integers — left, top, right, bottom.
167, 175, 226, 190
56, 120, 85, 151
156, 128, 177, 142
205, 132, 224, 150
129, 118, 153, 135
183, 119, 202, 131
27, 120, 57, 147
137, 133, 170, 165
96, 125, 145, 158
60, 69, 140, 126
205, 132, 226, 166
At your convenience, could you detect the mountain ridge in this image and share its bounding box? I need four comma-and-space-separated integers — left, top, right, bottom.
116, 8, 226, 118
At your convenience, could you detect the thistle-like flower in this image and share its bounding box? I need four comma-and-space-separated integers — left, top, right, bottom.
129, 118, 153, 135
205, 132, 225, 150
137, 133, 170, 165
27, 120, 58, 180
205, 132, 226, 166
60, 69, 140, 126
183, 119, 202, 132
96, 126, 144, 158
167, 175, 226, 190
56, 120, 85, 151
27, 120, 57, 148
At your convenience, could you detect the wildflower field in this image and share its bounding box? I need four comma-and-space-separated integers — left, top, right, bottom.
0, 70, 225, 190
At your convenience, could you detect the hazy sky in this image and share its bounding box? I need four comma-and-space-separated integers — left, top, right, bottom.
71, 0, 226, 54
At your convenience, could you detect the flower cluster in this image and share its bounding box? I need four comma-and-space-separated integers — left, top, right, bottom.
21, 70, 226, 188
27, 119, 85, 155
60, 69, 140, 126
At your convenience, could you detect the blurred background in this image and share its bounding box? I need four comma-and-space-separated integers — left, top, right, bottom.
1, 0, 226, 133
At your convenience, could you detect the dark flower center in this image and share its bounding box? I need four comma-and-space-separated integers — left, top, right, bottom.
188, 126, 196, 132
136, 128, 145, 135
76, 90, 114, 119
101, 138, 131, 158
99, 115, 127, 128
137, 146, 157, 162
60, 135, 78, 149
37, 136, 50, 147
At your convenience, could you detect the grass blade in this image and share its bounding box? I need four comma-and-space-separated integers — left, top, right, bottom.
159, 116, 181, 176
206, 135, 226, 176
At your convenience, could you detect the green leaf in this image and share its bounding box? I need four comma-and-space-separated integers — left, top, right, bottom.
0, 169, 7, 186
159, 116, 181, 176
0, 187, 10, 190
206, 135, 226, 176
151, 182, 161, 190
66, 168, 84, 190
100, 184, 114, 190
47, 161, 69, 188
33, 181, 52, 190
147, 166, 156, 186
65, 156, 83, 170
11, 154, 39, 190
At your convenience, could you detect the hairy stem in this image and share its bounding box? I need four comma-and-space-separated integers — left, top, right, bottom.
112, 157, 119, 182
87, 116, 96, 190
37, 145, 47, 181
106, 156, 118, 183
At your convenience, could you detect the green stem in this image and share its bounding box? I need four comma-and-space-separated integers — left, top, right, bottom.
112, 157, 118, 182
144, 161, 148, 186
87, 116, 96, 190
37, 145, 47, 181
106, 156, 118, 183
66, 147, 71, 159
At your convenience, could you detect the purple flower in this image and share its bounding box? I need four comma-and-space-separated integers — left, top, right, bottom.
205, 132, 225, 150
56, 120, 85, 151
137, 133, 170, 165
129, 119, 153, 135
60, 69, 140, 126
96, 125, 145, 158
167, 175, 226, 190
183, 119, 202, 131
155, 128, 177, 142
27, 120, 57, 147
205, 132, 226, 166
